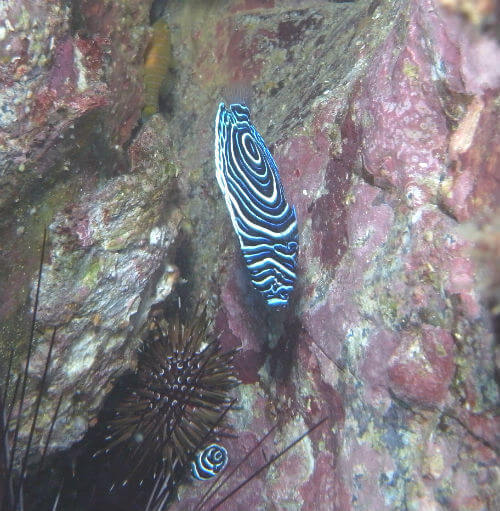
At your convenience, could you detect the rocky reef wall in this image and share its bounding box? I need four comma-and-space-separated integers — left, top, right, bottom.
0, 0, 498, 509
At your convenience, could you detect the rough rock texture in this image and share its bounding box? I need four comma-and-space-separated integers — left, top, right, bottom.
0, 0, 152, 339
0, 2, 150, 257
0, 0, 148, 213
0, 0, 185, 453
0, 0, 498, 509
8, 115, 181, 454
29, 116, 181, 449
160, 0, 499, 510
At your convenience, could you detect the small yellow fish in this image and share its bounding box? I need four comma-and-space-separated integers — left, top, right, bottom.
143, 19, 171, 119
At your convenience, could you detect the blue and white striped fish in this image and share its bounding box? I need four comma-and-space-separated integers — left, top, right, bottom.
191, 444, 228, 480
214, 102, 298, 308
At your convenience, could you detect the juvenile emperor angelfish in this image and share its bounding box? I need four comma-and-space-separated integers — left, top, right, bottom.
214, 102, 298, 308
191, 443, 228, 480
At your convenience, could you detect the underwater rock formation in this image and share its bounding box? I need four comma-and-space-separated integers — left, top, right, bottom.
0, 0, 498, 509
7, 115, 181, 457
0, 0, 184, 456
161, 0, 499, 510
0, 0, 151, 214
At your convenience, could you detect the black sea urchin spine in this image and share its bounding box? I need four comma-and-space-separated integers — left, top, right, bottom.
195, 417, 329, 511
106, 304, 239, 508
1, 230, 63, 511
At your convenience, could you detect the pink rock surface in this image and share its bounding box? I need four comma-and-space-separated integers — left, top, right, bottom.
1, 0, 498, 509
0, 0, 150, 213
164, 0, 499, 509
0, 0, 152, 340
388, 326, 455, 406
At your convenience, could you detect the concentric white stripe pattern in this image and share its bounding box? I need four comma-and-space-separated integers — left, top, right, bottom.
214, 102, 298, 308
191, 443, 228, 480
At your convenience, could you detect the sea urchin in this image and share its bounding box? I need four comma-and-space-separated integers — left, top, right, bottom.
105, 305, 238, 505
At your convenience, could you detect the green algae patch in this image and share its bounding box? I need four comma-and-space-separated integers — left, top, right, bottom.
104, 237, 129, 252
82, 258, 102, 287
402, 60, 419, 81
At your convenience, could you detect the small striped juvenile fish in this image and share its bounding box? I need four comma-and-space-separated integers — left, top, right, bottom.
214, 103, 298, 308
191, 444, 228, 480
142, 19, 171, 118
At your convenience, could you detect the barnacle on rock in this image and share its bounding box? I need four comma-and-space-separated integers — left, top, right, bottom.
106, 304, 239, 506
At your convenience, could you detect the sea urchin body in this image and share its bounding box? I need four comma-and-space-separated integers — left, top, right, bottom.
106, 307, 238, 498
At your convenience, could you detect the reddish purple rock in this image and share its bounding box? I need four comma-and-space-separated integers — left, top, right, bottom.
164, 0, 499, 509
388, 326, 455, 406
1, 0, 498, 509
